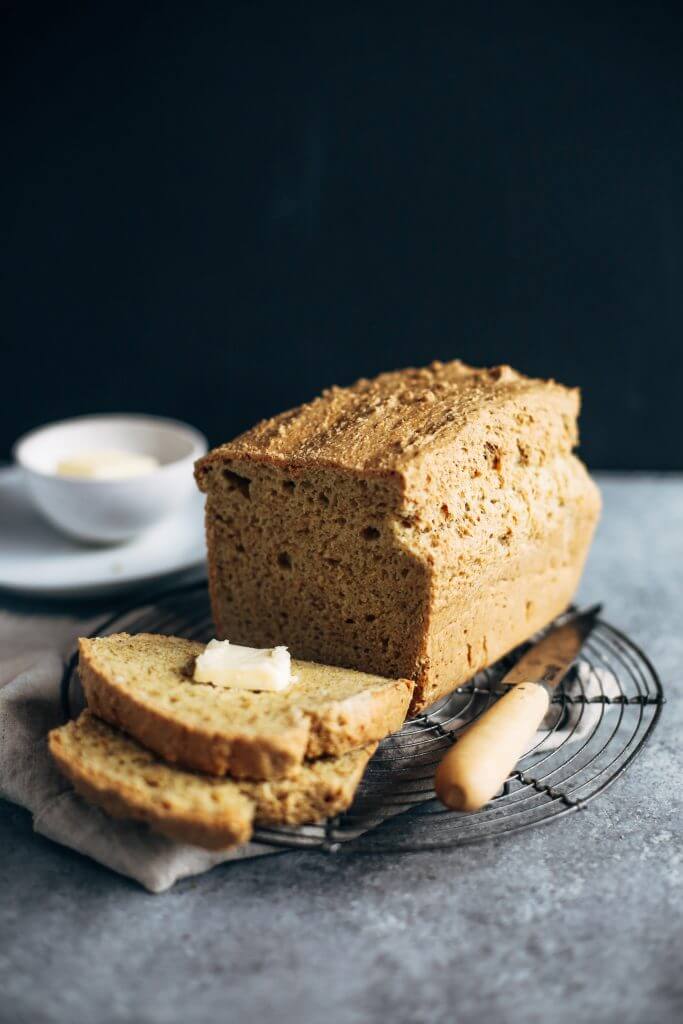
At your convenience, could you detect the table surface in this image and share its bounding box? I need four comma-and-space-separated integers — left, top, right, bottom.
1, 473, 681, 1024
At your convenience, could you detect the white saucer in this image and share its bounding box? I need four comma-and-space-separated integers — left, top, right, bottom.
0, 467, 207, 597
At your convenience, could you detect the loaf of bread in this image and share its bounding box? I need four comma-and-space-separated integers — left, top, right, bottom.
79, 633, 413, 779
49, 711, 376, 851
195, 360, 601, 713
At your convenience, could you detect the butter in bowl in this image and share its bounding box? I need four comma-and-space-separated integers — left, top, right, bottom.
13, 414, 207, 544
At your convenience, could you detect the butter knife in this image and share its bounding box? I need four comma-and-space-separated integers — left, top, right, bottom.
434, 605, 601, 812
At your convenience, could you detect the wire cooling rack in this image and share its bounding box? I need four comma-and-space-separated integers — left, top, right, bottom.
62, 580, 664, 853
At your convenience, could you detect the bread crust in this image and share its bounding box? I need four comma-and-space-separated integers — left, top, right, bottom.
193, 361, 575, 478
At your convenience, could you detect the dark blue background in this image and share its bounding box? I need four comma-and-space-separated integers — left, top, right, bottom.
3, 2, 682, 468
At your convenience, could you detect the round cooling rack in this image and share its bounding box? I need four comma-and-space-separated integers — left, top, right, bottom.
61, 581, 665, 854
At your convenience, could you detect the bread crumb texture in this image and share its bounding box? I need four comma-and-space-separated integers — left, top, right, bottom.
48, 710, 376, 851
195, 361, 601, 713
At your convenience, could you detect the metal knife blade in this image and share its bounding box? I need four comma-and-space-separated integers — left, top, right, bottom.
500, 604, 602, 691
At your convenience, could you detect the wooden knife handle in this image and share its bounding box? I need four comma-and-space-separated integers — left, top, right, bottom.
434, 682, 550, 812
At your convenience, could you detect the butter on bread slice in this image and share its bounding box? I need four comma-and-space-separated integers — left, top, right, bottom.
78, 633, 413, 780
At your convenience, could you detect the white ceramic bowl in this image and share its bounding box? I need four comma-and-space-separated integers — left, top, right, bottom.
13, 414, 208, 544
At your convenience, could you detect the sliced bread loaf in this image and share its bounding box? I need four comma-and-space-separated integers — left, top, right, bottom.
195, 360, 601, 713
79, 633, 413, 779
49, 710, 376, 850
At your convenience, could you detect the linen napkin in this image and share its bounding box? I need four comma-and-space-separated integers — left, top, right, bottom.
0, 606, 618, 893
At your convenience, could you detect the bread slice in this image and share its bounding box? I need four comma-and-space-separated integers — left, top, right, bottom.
49, 710, 254, 850
79, 633, 413, 779
195, 360, 601, 712
48, 710, 376, 851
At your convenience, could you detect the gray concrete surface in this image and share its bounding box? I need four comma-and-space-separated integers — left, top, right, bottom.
1, 474, 681, 1024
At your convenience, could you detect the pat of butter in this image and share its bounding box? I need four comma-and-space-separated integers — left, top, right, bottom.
56, 449, 159, 480
194, 639, 294, 692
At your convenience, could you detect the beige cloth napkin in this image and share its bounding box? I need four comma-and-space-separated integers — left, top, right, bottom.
0, 605, 618, 893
